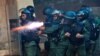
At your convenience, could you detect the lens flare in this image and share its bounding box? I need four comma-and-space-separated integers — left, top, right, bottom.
12, 21, 44, 32
26, 22, 44, 29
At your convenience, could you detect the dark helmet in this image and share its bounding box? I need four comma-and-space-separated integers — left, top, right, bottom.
21, 8, 31, 14
51, 10, 62, 15
26, 6, 35, 21
64, 11, 76, 20
63, 11, 76, 24
77, 10, 89, 19
80, 5, 92, 13
21, 8, 35, 21
26, 5, 34, 13
43, 7, 54, 15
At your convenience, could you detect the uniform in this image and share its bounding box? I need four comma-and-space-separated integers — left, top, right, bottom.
66, 22, 86, 56
84, 18, 99, 56
64, 11, 86, 56
21, 30, 40, 56
20, 8, 40, 56
77, 9, 100, 56
43, 9, 67, 56
44, 21, 61, 56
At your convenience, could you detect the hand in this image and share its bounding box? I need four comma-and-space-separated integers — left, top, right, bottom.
76, 33, 83, 38
65, 32, 71, 37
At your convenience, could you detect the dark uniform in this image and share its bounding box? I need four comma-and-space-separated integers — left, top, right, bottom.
43, 9, 66, 56
66, 22, 86, 56
43, 7, 55, 52
64, 11, 86, 56
84, 17, 99, 56
20, 10, 30, 56
20, 7, 40, 56
77, 9, 100, 56
20, 29, 40, 56
26, 5, 36, 21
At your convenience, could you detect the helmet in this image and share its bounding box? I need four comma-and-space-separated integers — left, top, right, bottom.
77, 10, 89, 18
21, 8, 31, 14
21, 8, 35, 21
64, 11, 76, 20
80, 5, 92, 13
43, 7, 54, 15
63, 11, 76, 25
26, 5, 34, 13
52, 10, 61, 15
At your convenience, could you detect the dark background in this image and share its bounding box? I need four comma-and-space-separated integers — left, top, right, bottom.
34, 0, 100, 21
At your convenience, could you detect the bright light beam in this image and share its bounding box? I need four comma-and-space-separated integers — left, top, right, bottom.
27, 22, 44, 30
12, 21, 44, 32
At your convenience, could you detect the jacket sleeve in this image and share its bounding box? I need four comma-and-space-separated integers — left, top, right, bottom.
83, 25, 91, 41
44, 24, 60, 33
